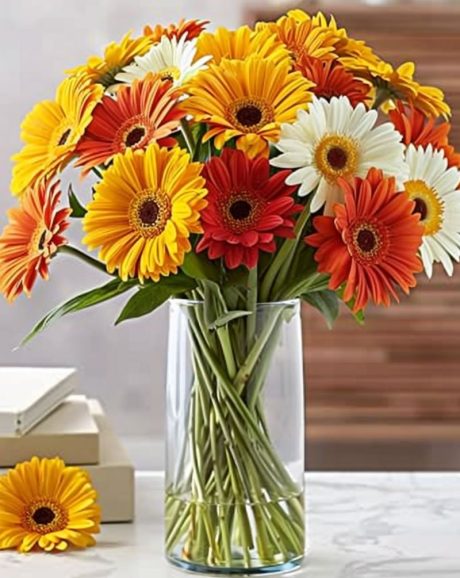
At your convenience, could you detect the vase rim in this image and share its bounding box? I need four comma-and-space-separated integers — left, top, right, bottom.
170, 298, 299, 308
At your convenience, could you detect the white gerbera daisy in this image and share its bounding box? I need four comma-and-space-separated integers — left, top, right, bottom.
115, 35, 210, 86
403, 144, 460, 278
270, 96, 407, 214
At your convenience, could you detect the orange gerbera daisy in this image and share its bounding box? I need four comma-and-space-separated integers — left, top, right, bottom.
389, 101, 460, 169
258, 15, 338, 63
295, 55, 371, 107
144, 18, 208, 43
75, 75, 185, 175
306, 169, 424, 311
0, 180, 70, 302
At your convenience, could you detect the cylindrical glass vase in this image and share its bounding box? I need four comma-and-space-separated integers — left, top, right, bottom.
165, 299, 305, 574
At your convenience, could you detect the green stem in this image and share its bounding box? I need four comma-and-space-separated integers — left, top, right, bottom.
260, 203, 311, 302
181, 119, 196, 156
246, 265, 258, 354
59, 245, 109, 274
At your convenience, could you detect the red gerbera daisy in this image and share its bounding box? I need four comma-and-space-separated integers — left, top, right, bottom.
306, 168, 424, 311
0, 179, 70, 302
197, 148, 301, 269
389, 101, 460, 168
295, 55, 371, 107
75, 74, 185, 175
144, 18, 208, 42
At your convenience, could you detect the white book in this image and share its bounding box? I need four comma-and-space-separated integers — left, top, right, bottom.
0, 367, 77, 435
0, 395, 99, 467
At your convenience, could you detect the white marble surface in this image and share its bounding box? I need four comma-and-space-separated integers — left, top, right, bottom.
1, 472, 459, 577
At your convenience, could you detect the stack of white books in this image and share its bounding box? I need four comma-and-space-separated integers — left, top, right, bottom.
0, 367, 134, 523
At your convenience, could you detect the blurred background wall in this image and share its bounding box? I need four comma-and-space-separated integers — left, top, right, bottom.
1, 0, 459, 471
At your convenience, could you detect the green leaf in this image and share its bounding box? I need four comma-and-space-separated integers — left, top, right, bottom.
21, 278, 137, 345
208, 310, 252, 330
115, 274, 196, 325
302, 290, 340, 329
68, 185, 87, 218
182, 252, 220, 283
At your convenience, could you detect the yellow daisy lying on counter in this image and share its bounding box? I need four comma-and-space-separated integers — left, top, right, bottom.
10, 74, 103, 196
82, 142, 207, 282
0, 457, 100, 553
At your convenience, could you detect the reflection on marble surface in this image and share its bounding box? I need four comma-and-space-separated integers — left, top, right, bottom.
1, 472, 459, 578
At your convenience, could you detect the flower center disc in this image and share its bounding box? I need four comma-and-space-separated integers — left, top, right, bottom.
23, 499, 69, 535
222, 193, 263, 234
315, 134, 359, 182
159, 66, 180, 82
236, 106, 263, 128
32, 507, 55, 526
404, 179, 444, 236
125, 126, 146, 148
129, 190, 171, 238
230, 200, 252, 220
348, 220, 388, 265
58, 128, 72, 147
227, 98, 275, 133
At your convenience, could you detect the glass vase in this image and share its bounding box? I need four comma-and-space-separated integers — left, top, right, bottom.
165, 299, 305, 574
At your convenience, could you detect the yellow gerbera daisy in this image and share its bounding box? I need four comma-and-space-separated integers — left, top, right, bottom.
183, 56, 314, 158
0, 457, 100, 553
83, 143, 207, 282
257, 13, 338, 63
354, 60, 451, 119
68, 32, 152, 87
11, 74, 103, 196
195, 25, 290, 66
288, 10, 380, 68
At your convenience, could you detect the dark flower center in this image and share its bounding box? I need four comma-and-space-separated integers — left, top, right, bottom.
236, 105, 262, 128
58, 129, 71, 147
38, 230, 47, 251
125, 126, 146, 148
138, 199, 159, 226
327, 146, 348, 170
413, 197, 428, 221
356, 229, 377, 253
32, 507, 55, 526
230, 200, 252, 220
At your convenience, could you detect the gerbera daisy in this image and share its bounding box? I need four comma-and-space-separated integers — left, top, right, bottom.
271, 96, 407, 214
0, 457, 100, 553
306, 169, 424, 311
0, 179, 70, 302
183, 56, 313, 158
195, 25, 290, 66
144, 18, 208, 43
75, 75, 184, 175
257, 14, 338, 63
402, 144, 460, 278
295, 55, 371, 107
197, 148, 301, 269
352, 60, 450, 119
389, 101, 460, 169
11, 74, 103, 196
68, 32, 152, 87
115, 35, 210, 87
82, 143, 207, 282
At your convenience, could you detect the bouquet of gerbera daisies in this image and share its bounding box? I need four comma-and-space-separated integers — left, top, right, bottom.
2, 9, 459, 572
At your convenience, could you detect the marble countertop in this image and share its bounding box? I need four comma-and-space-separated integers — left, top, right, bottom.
1, 472, 459, 578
